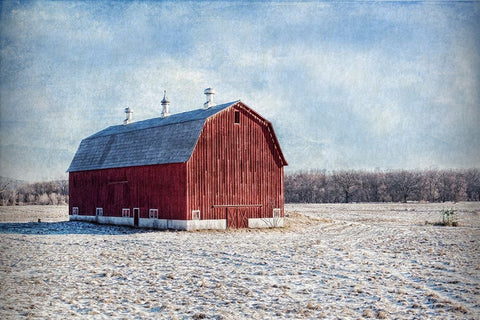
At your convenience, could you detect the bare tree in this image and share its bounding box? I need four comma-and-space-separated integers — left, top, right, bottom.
0, 178, 12, 206
465, 168, 480, 201
358, 171, 384, 202
8, 188, 18, 206
285, 168, 479, 204
0, 178, 11, 194
56, 179, 69, 196
389, 170, 421, 203
437, 170, 467, 202
38, 193, 50, 205
421, 169, 440, 202
1, 179, 69, 206
285, 170, 326, 203
332, 171, 360, 203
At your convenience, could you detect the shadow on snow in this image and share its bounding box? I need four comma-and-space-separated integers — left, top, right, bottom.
0, 221, 166, 235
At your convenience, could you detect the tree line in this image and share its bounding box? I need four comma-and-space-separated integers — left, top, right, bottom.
285, 168, 480, 203
1, 168, 479, 205
0, 179, 69, 206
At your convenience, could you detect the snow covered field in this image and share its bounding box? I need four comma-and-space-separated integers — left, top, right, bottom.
0, 202, 479, 319
0, 205, 69, 223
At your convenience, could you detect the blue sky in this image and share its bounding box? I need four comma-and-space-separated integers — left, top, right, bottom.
1, 0, 479, 181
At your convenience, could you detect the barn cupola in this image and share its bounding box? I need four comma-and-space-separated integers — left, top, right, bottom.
123, 107, 133, 125
203, 87, 216, 109
161, 90, 171, 118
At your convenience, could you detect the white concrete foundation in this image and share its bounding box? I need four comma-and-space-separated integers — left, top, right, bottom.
69, 215, 283, 230
98, 216, 134, 226
139, 218, 168, 229
186, 219, 227, 231
69, 215, 97, 223
248, 217, 284, 228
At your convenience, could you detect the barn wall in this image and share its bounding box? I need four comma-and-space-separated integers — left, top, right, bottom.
186, 104, 285, 222
69, 163, 187, 220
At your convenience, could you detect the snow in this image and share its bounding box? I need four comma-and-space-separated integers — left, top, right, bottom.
0, 202, 479, 319
0, 205, 69, 223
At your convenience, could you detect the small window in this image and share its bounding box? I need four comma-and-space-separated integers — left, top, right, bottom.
192, 210, 201, 220
96, 207, 103, 216
122, 208, 131, 217
273, 208, 281, 218
234, 111, 240, 124
149, 209, 158, 219
72, 207, 79, 215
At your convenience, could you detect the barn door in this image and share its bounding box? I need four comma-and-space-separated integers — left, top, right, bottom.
226, 208, 248, 229
133, 208, 140, 227
226, 208, 237, 228
239, 209, 248, 228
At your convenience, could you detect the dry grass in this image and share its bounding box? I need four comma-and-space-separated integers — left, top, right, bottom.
0, 205, 68, 222
284, 210, 333, 231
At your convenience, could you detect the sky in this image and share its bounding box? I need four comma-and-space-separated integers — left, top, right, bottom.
0, 0, 479, 182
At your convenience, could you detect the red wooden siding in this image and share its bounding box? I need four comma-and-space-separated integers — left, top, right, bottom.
69, 163, 187, 220
186, 103, 285, 221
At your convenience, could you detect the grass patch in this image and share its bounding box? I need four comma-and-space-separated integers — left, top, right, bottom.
425, 208, 460, 227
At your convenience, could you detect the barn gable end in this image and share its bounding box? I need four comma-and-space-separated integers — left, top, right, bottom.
186, 102, 286, 229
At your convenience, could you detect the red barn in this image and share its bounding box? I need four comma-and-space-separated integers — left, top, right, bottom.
67, 89, 287, 230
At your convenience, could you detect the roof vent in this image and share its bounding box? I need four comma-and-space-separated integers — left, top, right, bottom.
123, 107, 133, 125
161, 90, 170, 118
203, 88, 216, 109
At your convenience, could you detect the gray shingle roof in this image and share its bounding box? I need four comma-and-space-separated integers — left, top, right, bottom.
67, 101, 238, 172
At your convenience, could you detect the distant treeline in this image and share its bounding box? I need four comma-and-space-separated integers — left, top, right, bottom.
285, 169, 480, 203
2, 168, 479, 205
0, 179, 69, 206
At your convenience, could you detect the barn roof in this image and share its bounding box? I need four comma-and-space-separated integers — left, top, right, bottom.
67, 100, 287, 172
